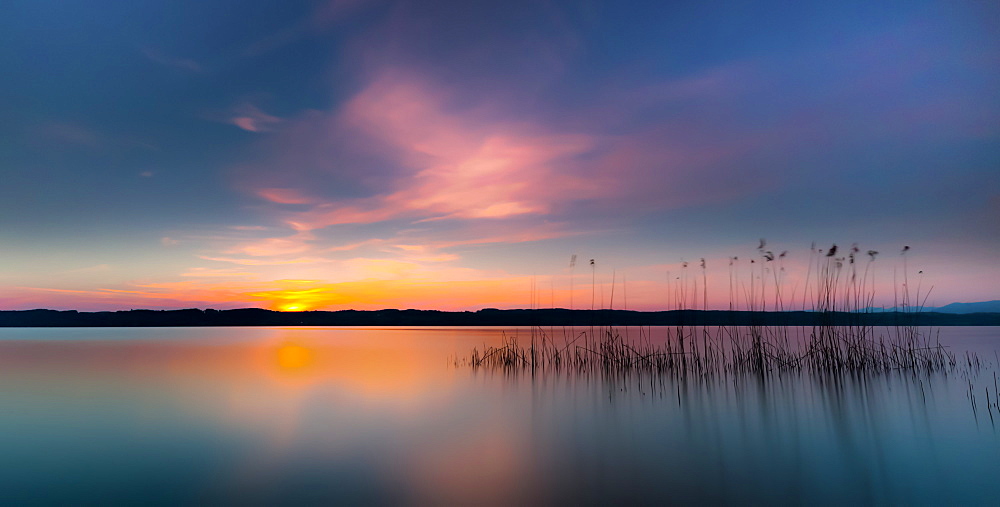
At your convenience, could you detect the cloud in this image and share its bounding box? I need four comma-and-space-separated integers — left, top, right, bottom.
181, 268, 258, 278
326, 239, 384, 252
213, 63, 768, 291
10, 257, 545, 311
269, 71, 600, 231
141, 47, 202, 72
230, 104, 283, 133
29, 121, 102, 148
64, 264, 112, 274
224, 231, 316, 257
198, 255, 333, 266
244, 0, 381, 56
257, 188, 315, 205
174, 8, 1000, 313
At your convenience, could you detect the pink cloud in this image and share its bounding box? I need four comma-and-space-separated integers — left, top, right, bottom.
199, 256, 332, 266
211, 59, 835, 298
217, 65, 764, 282
202, 61, 804, 302
271, 72, 600, 230
327, 239, 384, 252
181, 268, 258, 278
258, 188, 315, 205
230, 104, 282, 133
221, 231, 317, 258
415, 222, 578, 250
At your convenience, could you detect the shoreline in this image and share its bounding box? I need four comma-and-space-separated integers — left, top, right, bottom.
2, 308, 999, 327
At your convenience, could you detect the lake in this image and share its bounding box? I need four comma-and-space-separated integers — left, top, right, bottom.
1, 326, 998, 505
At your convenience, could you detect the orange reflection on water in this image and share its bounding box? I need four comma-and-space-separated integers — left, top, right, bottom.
407, 421, 535, 505
275, 343, 312, 370
252, 330, 449, 401
0, 327, 538, 504
0, 327, 481, 413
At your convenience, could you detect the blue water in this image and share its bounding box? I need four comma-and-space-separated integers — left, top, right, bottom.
0, 326, 998, 505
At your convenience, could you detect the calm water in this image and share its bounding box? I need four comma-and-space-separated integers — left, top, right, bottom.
1, 326, 998, 505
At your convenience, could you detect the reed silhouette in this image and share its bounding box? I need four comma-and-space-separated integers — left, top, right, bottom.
467, 241, 970, 378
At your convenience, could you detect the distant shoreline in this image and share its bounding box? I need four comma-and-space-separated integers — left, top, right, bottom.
2, 308, 999, 327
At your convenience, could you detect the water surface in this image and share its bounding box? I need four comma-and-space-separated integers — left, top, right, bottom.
1, 326, 998, 505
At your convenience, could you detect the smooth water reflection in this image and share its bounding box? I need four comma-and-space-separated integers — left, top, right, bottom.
0, 327, 998, 505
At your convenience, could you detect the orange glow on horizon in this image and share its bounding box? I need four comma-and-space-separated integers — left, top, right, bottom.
249, 283, 350, 312
9, 250, 969, 312
246, 277, 543, 311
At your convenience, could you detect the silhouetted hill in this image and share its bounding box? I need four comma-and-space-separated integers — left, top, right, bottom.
864, 300, 1000, 314
1, 308, 998, 327
933, 301, 1000, 314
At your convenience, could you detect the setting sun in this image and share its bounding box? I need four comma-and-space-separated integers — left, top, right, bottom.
249, 282, 347, 311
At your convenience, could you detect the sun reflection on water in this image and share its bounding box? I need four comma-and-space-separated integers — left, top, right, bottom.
275, 343, 312, 370
0, 327, 996, 504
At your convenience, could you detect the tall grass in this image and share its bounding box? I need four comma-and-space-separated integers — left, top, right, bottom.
469, 241, 964, 378
468, 324, 956, 377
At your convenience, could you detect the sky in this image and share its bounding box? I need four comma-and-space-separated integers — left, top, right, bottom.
1, 0, 997, 312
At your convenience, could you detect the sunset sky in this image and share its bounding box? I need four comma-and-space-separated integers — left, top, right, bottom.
2, 0, 997, 311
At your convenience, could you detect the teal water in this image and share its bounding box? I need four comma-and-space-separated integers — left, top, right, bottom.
0, 326, 998, 505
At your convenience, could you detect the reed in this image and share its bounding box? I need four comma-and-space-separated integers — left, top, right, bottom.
468, 323, 957, 377
468, 241, 966, 379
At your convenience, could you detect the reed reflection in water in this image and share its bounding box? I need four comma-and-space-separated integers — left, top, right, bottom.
0, 326, 997, 504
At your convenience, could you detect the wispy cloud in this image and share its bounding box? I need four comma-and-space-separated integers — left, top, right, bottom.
29, 121, 103, 148
198, 255, 334, 266
209, 61, 768, 293
271, 71, 600, 230
244, 0, 381, 56
63, 264, 112, 274
224, 231, 316, 257
27, 120, 162, 154
141, 47, 202, 72
11, 262, 544, 311
184, 17, 966, 314
4, 1, 998, 313
257, 188, 315, 204
229, 103, 282, 133
181, 267, 259, 278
